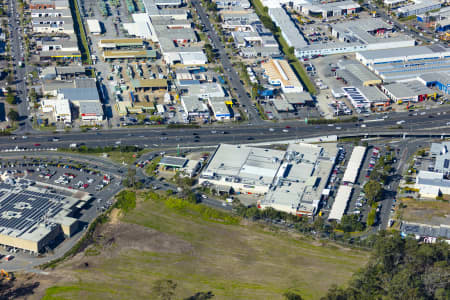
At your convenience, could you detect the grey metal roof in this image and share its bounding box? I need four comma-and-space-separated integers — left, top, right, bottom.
400, 221, 450, 239
59, 88, 99, 101
159, 156, 188, 168
79, 101, 103, 115
337, 62, 380, 84
74, 78, 97, 88
358, 86, 389, 102
359, 46, 448, 61
382, 81, 434, 98
268, 7, 307, 49
55, 66, 85, 75
418, 72, 450, 85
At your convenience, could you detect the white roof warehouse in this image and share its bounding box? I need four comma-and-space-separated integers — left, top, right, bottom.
262, 59, 304, 94
200, 143, 338, 216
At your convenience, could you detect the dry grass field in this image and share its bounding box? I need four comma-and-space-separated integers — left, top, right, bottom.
33, 191, 369, 300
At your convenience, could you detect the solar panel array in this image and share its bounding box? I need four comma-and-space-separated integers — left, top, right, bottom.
0, 184, 67, 238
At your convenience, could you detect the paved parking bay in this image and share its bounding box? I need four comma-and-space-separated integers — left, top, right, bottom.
0, 154, 124, 271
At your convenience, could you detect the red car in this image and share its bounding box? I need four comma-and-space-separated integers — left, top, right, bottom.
34, 143, 41, 146
285, 126, 291, 129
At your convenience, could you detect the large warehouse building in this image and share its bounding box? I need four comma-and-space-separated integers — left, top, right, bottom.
200, 143, 338, 216
262, 59, 304, 93
199, 144, 285, 195
295, 18, 414, 58
0, 183, 88, 253
261, 143, 338, 216
356, 45, 450, 67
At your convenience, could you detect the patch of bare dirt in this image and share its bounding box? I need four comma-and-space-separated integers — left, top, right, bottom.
2, 272, 65, 300
100, 222, 194, 255
108, 208, 121, 225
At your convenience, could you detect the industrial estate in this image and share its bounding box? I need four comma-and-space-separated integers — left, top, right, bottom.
0, 0, 448, 298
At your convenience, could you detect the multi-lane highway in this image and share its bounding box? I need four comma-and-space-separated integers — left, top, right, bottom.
2, 106, 450, 149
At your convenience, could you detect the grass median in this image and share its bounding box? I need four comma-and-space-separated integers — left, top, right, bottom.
69, 0, 92, 64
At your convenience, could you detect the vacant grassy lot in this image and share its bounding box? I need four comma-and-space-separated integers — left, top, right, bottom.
98, 150, 147, 165
42, 192, 368, 300
400, 197, 450, 225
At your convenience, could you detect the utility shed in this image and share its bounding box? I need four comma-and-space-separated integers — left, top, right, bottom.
102, 50, 157, 60
87, 19, 101, 35
159, 156, 188, 169
342, 146, 366, 184
328, 185, 353, 222
98, 38, 144, 49
131, 79, 167, 90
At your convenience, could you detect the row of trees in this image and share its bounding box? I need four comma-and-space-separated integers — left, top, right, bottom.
321, 231, 450, 300
233, 200, 365, 235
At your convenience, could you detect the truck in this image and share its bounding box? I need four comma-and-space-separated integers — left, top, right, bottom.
69, 143, 77, 148
4, 255, 13, 261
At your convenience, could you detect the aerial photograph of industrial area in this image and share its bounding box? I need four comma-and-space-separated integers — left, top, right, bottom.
0, 0, 448, 298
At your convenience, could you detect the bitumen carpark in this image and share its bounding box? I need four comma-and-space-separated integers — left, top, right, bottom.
321, 141, 395, 226
0, 159, 114, 195
0, 156, 123, 268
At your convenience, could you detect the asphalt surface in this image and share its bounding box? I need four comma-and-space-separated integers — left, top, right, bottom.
8, 0, 32, 132
0, 152, 124, 272
2, 106, 450, 150
190, 0, 262, 124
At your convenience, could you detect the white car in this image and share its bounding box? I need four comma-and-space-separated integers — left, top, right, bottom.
282, 129, 289, 133
269, 128, 275, 132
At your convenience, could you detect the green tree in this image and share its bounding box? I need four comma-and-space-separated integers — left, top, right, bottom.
260, 15, 276, 32
367, 208, 376, 226
6, 88, 16, 105
152, 279, 177, 300
204, 44, 215, 63
29, 88, 37, 102
283, 291, 303, 300
124, 167, 137, 188
363, 180, 382, 205
323, 232, 450, 299
288, 46, 295, 55
7, 109, 19, 122
184, 291, 214, 300
417, 149, 426, 157
338, 215, 365, 232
